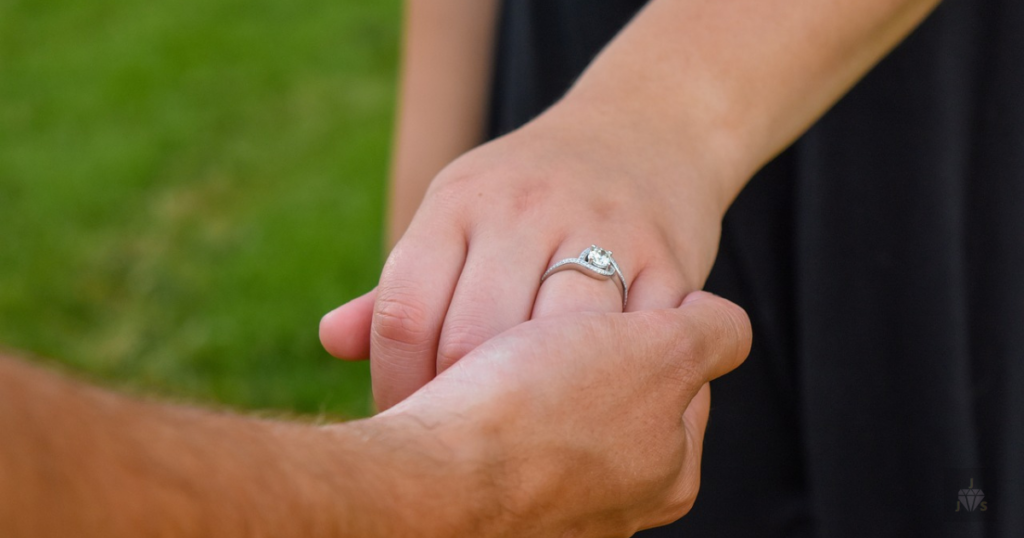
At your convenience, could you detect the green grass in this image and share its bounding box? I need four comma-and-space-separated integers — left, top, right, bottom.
0, 0, 400, 418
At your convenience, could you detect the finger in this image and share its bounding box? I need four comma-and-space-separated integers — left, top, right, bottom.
436, 230, 551, 374
670, 291, 752, 401
623, 263, 690, 313
651, 382, 710, 528
320, 288, 377, 360
531, 244, 627, 319
593, 290, 750, 406
667, 292, 749, 512
371, 225, 467, 411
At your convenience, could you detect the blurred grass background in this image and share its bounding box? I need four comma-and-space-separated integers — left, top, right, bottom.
0, 0, 400, 418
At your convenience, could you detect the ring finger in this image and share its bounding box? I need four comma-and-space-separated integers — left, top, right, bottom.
532, 241, 631, 319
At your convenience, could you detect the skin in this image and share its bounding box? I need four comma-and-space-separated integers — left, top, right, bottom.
321, 0, 942, 410
387, 0, 500, 246
0, 292, 750, 537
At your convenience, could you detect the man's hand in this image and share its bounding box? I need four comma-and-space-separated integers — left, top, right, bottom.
369, 291, 753, 536
0, 292, 749, 538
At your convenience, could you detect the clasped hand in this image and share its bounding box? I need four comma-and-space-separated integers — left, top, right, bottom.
322, 106, 731, 408
318, 106, 749, 534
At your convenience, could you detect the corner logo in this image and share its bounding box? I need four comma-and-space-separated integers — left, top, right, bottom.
956, 478, 987, 512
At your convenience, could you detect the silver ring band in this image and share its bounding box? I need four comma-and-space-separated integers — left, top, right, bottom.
540, 245, 628, 308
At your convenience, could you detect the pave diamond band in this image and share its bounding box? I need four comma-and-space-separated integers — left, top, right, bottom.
541, 245, 628, 308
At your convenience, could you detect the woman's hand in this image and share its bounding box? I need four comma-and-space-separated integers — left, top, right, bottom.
321, 103, 733, 410
320, 0, 943, 410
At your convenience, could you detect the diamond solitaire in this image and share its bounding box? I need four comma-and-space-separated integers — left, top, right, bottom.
586, 246, 612, 269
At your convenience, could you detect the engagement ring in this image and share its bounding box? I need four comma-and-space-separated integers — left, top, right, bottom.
541, 245, 628, 308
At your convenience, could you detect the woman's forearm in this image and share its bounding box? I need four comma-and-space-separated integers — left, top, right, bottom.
387, 0, 500, 248
541, 0, 941, 214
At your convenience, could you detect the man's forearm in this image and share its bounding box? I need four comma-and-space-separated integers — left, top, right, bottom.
0, 355, 480, 538
541, 0, 941, 213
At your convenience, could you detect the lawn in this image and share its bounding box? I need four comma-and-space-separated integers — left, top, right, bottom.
0, 0, 400, 418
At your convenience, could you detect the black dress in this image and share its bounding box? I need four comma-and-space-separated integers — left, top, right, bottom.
487, 1, 1024, 536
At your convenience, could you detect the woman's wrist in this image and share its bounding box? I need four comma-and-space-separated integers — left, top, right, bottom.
534, 88, 748, 222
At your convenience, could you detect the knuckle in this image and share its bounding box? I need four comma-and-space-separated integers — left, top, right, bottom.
650, 477, 700, 527
703, 297, 753, 365
669, 332, 708, 377
435, 162, 554, 223
721, 300, 754, 352
437, 321, 494, 370
671, 474, 701, 518
668, 495, 698, 522
504, 179, 553, 220
425, 174, 473, 212
667, 355, 705, 388
583, 190, 624, 222
371, 288, 435, 351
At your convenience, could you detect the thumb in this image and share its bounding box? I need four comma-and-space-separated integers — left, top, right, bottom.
675, 290, 752, 384
573, 289, 750, 405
